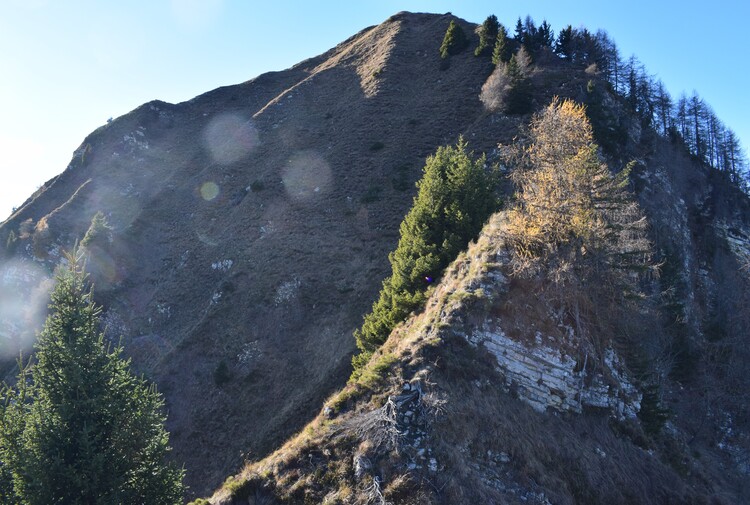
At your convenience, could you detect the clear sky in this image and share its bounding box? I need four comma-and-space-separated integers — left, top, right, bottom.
2, 0, 748, 220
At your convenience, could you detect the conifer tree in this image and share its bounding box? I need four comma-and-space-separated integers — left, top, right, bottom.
481, 48, 533, 115
537, 20, 554, 48
504, 49, 533, 114
353, 139, 498, 370
514, 17, 525, 43
555, 25, 574, 59
503, 97, 651, 292
503, 97, 654, 384
474, 15, 499, 56
491, 23, 510, 65
0, 249, 184, 505
81, 211, 112, 249
440, 20, 468, 59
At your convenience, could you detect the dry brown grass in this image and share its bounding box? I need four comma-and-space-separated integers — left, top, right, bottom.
0, 11, 505, 499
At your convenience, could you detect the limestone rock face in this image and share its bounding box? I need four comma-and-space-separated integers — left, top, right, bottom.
3, 10, 750, 502
467, 326, 640, 417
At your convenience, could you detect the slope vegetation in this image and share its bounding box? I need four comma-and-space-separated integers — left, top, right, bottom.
0, 12, 502, 497
1, 11, 749, 501
205, 98, 748, 505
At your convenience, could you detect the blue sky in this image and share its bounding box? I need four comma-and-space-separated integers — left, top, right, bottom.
1, 0, 748, 219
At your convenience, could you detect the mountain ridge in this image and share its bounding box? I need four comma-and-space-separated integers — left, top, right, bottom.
1, 11, 748, 502
0, 12, 501, 496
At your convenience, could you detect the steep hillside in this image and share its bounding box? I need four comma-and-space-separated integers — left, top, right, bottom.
0, 12, 503, 497
1, 11, 749, 502
206, 208, 747, 504
204, 93, 750, 501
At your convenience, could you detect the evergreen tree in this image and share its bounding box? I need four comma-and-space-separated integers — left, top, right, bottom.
481, 47, 533, 115
81, 211, 112, 249
514, 17, 525, 43
353, 139, 499, 370
504, 49, 533, 114
555, 25, 574, 59
491, 23, 510, 65
0, 250, 184, 505
474, 15, 499, 56
440, 20, 468, 59
537, 20, 554, 48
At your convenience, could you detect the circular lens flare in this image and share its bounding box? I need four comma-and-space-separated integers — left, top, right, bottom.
282, 151, 332, 202
203, 113, 259, 165
200, 181, 220, 201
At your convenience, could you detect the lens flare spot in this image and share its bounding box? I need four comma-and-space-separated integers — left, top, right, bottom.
0, 259, 53, 358
203, 113, 259, 165
282, 151, 332, 202
129, 333, 175, 370
86, 248, 119, 285
200, 181, 220, 201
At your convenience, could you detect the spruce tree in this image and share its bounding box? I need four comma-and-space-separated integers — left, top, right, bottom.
491, 24, 510, 65
0, 249, 184, 505
555, 25, 574, 59
514, 17, 525, 43
474, 15, 499, 56
81, 211, 112, 249
353, 139, 498, 370
537, 20, 554, 48
440, 20, 468, 59
503, 50, 533, 115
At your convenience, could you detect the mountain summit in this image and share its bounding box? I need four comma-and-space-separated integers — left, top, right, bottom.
1, 11, 748, 502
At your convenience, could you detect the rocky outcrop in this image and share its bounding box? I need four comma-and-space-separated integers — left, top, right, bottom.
467, 327, 640, 417
430, 220, 641, 419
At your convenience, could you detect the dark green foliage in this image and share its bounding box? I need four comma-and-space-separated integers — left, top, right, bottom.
482, 47, 533, 114
353, 138, 499, 371
214, 360, 232, 386
556, 25, 574, 59
503, 53, 533, 114
81, 211, 112, 249
474, 15, 499, 57
512, 16, 553, 58
0, 250, 184, 504
491, 23, 510, 65
440, 20, 468, 59
537, 20, 554, 48
514, 18, 524, 42
656, 249, 696, 382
